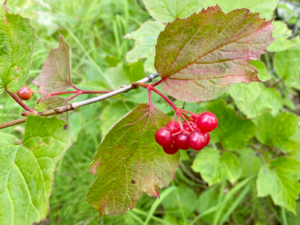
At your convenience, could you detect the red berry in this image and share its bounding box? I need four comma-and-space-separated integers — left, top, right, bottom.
183, 121, 198, 132
17, 86, 32, 100
187, 131, 206, 151
166, 121, 180, 133
175, 134, 189, 150
155, 127, 174, 147
204, 133, 210, 146
196, 112, 218, 132
163, 143, 179, 154
191, 114, 200, 121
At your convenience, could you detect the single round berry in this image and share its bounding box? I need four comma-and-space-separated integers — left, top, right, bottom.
183, 121, 199, 132
163, 143, 179, 154
175, 133, 189, 150
204, 133, 210, 146
155, 127, 174, 147
166, 121, 180, 133
187, 131, 206, 151
196, 111, 218, 132
17, 86, 32, 100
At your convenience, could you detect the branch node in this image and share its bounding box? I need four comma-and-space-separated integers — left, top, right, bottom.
54, 104, 74, 114
21, 111, 38, 117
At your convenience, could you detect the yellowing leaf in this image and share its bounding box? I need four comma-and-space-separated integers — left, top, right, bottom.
88, 104, 179, 216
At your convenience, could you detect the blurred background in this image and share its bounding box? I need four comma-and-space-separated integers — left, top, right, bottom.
0, 0, 300, 224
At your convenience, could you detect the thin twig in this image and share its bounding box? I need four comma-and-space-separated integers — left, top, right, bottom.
5, 87, 34, 112
0, 73, 159, 129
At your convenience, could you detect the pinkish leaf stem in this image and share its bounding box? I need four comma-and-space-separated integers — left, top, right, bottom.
5, 87, 34, 112
149, 86, 178, 111
151, 78, 165, 87
67, 93, 81, 101
147, 88, 153, 109
35, 89, 113, 104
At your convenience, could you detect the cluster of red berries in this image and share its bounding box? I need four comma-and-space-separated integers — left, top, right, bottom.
155, 112, 218, 154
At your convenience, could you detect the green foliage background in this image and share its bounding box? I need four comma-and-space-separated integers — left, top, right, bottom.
0, 0, 300, 224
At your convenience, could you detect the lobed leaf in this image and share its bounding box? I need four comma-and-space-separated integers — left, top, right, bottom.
267, 21, 295, 52
274, 38, 300, 90
125, 21, 165, 63
229, 82, 282, 118
142, 0, 205, 23
254, 112, 298, 152
87, 103, 180, 216
204, 0, 279, 19
235, 147, 262, 178
0, 1, 38, 93
192, 148, 241, 186
155, 6, 274, 102
250, 60, 270, 82
32, 34, 72, 93
123, 60, 145, 83
0, 115, 71, 225
257, 157, 300, 214
207, 99, 257, 150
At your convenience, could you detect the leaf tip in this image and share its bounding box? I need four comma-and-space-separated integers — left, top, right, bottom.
89, 158, 101, 175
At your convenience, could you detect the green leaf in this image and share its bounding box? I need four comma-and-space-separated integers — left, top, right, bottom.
105, 55, 121, 67
236, 148, 262, 178
100, 100, 134, 137
250, 60, 271, 82
142, 0, 205, 23
34, 96, 68, 122
289, 145, 300, 164
155, 6, 274, 102
0, 115, 70, 225
229, 82, 282, 118
257, 157, 300, 213
192, 148, 241, 186
274, 38, 300, 89
204, 0, 279, 19
0, 2, 38, 93
144, 54, 156, 74
105, 63, 130, 89
207, 99, 257, 150
286, 202, 300, 225
88, 104, 179, 216
123, 60, 145, 83
162, 185, 197, 217
125, 21, 164, 63
32, 34, 71, 93
254, 112, 298, 152
267, 21, 295, 52
69, 112, 83, 142
197, 185, 219, 222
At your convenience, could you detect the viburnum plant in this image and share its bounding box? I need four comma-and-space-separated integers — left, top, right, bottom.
1, 0, 300, 224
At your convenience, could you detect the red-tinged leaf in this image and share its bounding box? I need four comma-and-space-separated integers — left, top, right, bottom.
34, 96, 69, 122
155, 6, 274, 102
87, 103, 180, 216
32, 34, 72, 93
